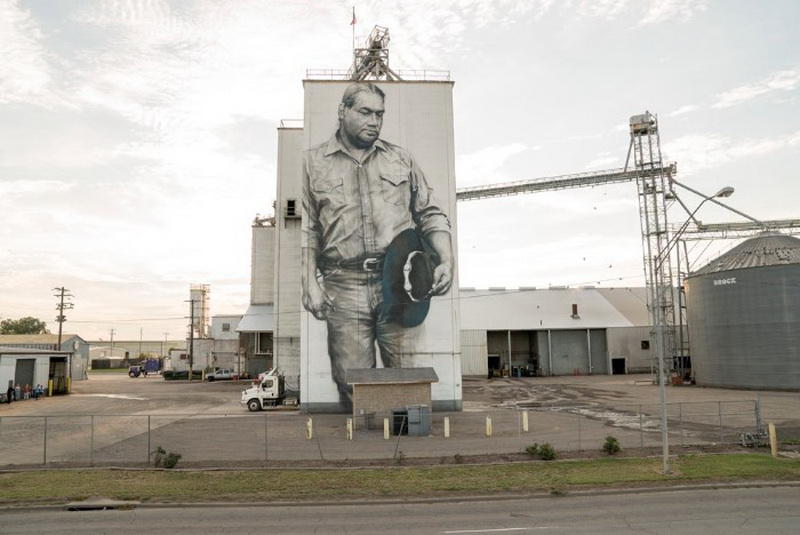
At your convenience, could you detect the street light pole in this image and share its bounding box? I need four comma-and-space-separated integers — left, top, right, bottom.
653, 184, 735, 474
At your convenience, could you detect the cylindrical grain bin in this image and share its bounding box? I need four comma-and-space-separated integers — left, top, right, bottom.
685, 232, 800, 390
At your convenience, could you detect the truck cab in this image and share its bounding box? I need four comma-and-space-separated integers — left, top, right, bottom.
240, 369, 285, 411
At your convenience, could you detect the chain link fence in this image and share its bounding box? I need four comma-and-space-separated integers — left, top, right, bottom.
1, 396, 797, 468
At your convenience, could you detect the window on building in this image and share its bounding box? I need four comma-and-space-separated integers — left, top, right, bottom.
641, 340, 650, 350
571, 304, 580, 319
256, 332, 273, 354
222, 323, 230, 332
285, 199, 300, 219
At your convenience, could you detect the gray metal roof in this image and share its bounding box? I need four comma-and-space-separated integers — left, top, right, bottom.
346, 367, 439, 385
459, 287, 651, 330
690, 232, 800, 276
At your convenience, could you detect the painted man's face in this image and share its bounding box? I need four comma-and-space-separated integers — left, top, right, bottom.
339, 91, 384, 149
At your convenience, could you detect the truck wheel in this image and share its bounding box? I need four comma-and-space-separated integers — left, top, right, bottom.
247, 399, 261, 412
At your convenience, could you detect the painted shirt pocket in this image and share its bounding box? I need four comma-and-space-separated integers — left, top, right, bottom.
312, 176, 344, 209
379, 172, 410, 207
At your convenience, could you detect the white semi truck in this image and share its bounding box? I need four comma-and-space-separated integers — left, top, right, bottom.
240, 369, 286, 411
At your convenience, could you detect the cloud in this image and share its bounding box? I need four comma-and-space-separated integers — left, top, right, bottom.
585, 153, 620, 170
576, 0, 707, 23
579, 0, 630, 19
664, 131, 800, 174
0, 0, 52, 104
640, 0, 708, 25
455, 142, 533, 187
668, 104, 699, 117
713, 69, 800, 109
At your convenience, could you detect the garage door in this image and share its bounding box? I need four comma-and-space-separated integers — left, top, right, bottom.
550, 330, 589, 375
15, 359, 35, 388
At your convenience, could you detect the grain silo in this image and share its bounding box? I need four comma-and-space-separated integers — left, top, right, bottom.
685, 232, 800, 390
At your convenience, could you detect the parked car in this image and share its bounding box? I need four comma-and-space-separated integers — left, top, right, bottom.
206, 368, 235, 382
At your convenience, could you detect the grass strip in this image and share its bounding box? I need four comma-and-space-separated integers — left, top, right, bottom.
0, 454, 798, 504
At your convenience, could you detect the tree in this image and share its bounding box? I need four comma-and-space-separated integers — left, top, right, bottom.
0, 317, 50, 335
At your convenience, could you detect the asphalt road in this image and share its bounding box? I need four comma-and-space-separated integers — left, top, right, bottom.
1, 486, 798, 534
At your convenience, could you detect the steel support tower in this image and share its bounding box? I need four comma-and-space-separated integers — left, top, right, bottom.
626, 112, 678, 378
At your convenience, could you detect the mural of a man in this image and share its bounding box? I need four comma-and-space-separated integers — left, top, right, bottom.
301, 82, 454, 408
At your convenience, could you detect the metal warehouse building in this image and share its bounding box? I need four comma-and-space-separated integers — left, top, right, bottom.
686, 232, 800, 390
459, 287, 653, 377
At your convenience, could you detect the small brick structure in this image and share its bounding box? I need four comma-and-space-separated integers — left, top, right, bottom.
346, 367, 438, 429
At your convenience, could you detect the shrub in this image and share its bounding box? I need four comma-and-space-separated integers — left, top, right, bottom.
152, 446, 166, 467
163, 452, 182, 469
538, 442, 556, 461
603, 435, 621, 455
525, 443, 540, 457
153, 445, 181, 469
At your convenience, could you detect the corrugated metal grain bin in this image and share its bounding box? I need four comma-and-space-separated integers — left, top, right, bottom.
685, 232, 800, 390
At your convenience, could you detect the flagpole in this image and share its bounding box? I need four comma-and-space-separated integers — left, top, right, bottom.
351, 6, 356, 72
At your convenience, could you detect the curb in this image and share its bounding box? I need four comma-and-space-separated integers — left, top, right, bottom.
1, 480, 799, 513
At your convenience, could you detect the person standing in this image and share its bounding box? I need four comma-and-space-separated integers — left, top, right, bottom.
302, 82, 454, 408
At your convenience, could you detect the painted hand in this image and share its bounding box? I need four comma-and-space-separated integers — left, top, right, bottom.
302, 279, 335, 320
431, 261, 453, 296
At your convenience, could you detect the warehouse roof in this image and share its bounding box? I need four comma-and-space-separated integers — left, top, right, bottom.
458, 287, 650, 330
690, 232, 800, 276
0, 334, 85, 346
346, 367, 439, 385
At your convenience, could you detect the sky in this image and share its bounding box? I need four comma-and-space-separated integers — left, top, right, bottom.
1, 0, 798, 340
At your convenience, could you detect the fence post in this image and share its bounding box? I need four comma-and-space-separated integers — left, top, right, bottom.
577, 412, 582, 452
383, 418, 390, 440
306, 417, 313, 440
264, 412, 269, 463
754, 398, 762, 432
639, 405, 644, 448
679, 403, 684, 448
718, 401, 723, 443
485, 416, 492, 437
147, 415, 151, 465
444, 416, 450, 438
522, 411, 529, 433
90, 415, 95, 466
43, 416, 48, 465
346, 418, 353, 440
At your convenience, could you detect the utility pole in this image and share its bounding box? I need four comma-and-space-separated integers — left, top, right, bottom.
162, 332, 168, 359
52, 287, 74, 349
109, 328, 116, 361
186, 299, 196, 381
53, 287, 74, 386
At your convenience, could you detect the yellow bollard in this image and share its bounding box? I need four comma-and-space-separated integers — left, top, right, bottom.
444, 416, 450, 438
202, 370, 206, 382
66, 377, 71, 394
346, 418, 353, 441
522, 410, 529, 432
306, 417, 313, 440
486, 416, 493, 437
384, 418, 390, 440
47, 379, 53, 397
768, 423, 778, 457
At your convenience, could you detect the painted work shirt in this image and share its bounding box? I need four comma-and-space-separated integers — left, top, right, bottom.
302, 134, 450, 264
